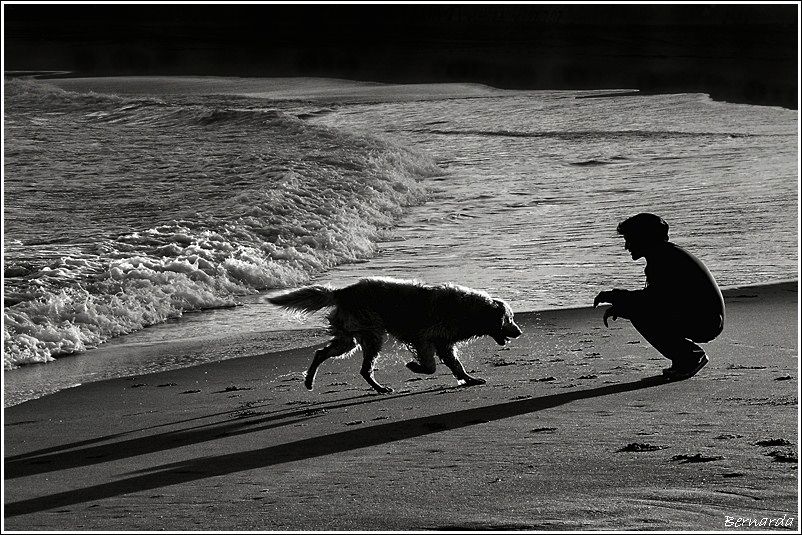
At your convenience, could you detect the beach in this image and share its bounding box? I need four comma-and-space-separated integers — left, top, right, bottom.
4, 281, 797, 531
3, 74, 798, 531
4, 3, 799, 529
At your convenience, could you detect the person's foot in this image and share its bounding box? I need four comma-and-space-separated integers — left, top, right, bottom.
664, 354, 709, 380
662, 364, 679, 376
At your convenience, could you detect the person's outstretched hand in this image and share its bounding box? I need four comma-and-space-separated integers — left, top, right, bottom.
602, 306, 619, 328
594, 291, 620, 327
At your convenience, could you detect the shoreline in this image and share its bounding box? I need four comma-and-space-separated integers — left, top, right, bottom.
7, 73, 796, 110
4, 280, 798, 408
4, 279, 796, 530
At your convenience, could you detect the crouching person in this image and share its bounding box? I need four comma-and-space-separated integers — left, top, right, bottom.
594, 213, 725, 380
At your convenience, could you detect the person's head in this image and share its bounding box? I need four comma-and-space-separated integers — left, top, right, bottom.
616, 213, 669, 260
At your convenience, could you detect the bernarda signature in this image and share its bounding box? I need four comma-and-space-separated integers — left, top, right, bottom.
725, 513, 795, 529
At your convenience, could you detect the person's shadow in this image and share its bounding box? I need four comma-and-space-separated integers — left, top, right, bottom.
5, 375, 666, 518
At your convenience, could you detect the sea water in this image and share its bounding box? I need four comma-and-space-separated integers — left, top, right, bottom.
3, 78, 797, 405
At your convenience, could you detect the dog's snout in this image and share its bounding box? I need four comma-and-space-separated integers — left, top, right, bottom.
504, 322, 523, 338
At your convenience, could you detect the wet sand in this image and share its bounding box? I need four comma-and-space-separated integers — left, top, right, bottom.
3, 282, 798, 530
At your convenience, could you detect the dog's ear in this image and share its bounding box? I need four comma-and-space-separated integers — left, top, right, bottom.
491, 299, 508, 324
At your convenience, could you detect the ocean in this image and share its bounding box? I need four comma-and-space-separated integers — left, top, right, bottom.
3, 77, 797, 405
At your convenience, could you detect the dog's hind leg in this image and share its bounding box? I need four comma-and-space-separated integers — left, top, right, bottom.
436, 343, 486, 387
305, 336, 357, 390
405, 343, 437, 375
356, 333, 393, 394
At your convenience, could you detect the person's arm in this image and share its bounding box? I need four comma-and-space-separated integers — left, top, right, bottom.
594, 288, 645, 326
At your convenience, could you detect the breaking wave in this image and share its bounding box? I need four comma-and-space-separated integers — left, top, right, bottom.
3, 80, 442, 368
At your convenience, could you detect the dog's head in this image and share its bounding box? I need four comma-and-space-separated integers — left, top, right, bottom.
489, 298, 523, 346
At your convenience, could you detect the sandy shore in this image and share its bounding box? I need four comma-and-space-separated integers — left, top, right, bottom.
3, 282, 798, 530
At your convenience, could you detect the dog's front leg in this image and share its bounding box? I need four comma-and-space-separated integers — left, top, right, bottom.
360, 360, 393, 394
436, 344, 486, 387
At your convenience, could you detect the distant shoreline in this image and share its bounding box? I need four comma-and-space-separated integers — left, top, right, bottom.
6, 72, 797, 110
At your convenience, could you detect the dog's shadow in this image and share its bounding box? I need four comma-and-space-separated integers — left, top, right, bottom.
5, 375, 667, 517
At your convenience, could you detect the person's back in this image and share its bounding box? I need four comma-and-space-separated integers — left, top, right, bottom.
643, 241, 724, 338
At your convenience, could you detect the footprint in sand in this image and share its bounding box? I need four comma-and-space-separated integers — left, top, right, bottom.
765, 450, 797, 463
530, 427, 557, 434
754, 439, 797, 463
774, 375, 792, 381
216, 385, 252, 393
490, 358, 516, 367
157, 382, 177, 387
129, 383, 147, 388
755, 438, 793, 447
180, 389, 201, 394
533, 376, 556, 382
617, 443, 667, 452
671, 453, 724, 463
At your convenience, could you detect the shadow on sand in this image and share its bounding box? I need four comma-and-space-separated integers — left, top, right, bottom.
5, 375, 666, 517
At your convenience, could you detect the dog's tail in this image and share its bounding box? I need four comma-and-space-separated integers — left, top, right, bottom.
267, 285, 336, 314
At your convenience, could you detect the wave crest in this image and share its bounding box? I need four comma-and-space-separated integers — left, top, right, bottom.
4, 81, 442, 369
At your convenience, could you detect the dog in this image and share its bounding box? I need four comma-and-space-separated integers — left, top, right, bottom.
267, 276, 522, 393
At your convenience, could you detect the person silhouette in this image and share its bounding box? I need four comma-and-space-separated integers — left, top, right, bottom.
594, 213, 725, 380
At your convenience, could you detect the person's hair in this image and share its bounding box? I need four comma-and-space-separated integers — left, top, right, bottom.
617, 213, 669, 243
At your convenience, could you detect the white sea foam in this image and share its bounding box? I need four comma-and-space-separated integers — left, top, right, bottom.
3, 80, 441, 369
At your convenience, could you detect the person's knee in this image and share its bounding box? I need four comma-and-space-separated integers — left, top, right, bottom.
690, 314, 724, 343
688, 315, 724, 344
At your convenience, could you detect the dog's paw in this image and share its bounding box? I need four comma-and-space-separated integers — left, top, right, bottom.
303, 370, 316, 390
374, 385, 394, 394
461, 377, 487, 387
